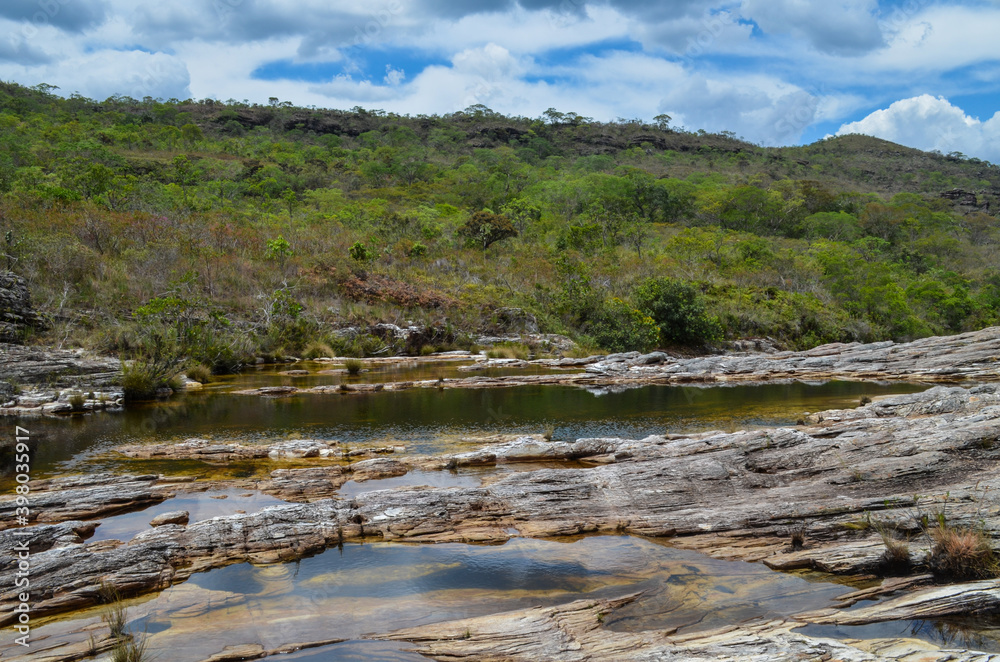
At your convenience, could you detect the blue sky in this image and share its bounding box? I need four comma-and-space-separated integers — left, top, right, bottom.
1, 1, 999, 160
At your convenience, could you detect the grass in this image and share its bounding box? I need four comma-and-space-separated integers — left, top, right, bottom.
68, 392, 86, 411
303, 341, 335, 359
185, 364, 213, 384
99, 582, 128, 639
873, 520, 912, 575
928, 524, 998, 580
100, 581, 151, 661
485, 343, 530, 360
789, 526, 806, 550
344, 358, 364, 375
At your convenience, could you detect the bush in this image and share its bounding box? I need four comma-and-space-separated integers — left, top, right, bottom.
587, 298, 659, 353
344, 358, 364, 375
634, 277, 722, 346
121, 361, 174, 402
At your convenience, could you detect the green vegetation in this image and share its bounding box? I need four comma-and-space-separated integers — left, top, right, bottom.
344, 358, 364, 375
99, 581, 150, 661
3, 81, 1000, 370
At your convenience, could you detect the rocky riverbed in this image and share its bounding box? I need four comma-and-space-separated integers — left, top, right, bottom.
4, 328, 1000, 660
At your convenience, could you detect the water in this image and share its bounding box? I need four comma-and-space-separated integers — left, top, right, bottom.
11, 536, 860, 662
4, 379, 926, 480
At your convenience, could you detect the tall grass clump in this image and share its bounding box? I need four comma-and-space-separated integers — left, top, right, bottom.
344, 358, 364, 375
929, 524, 998, 580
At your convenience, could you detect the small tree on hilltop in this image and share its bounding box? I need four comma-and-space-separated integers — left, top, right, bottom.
459, 210, 518, 250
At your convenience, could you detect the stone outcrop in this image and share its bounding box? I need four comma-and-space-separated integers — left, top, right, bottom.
0, 271, 46, 343
0, 342, 120, 385
228, 328, 1000, 402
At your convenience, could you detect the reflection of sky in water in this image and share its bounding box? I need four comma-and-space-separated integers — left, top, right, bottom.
10, 380, 927, 479
177, 536, 853, 635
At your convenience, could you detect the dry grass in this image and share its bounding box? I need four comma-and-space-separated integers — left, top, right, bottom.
878, 532, 912, 575
929, 525, 998, 580
303, 341, 335, 359
485, 343, 530, 360
185, 364, 213, 384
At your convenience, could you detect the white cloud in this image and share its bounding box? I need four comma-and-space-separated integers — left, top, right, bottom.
740, 0, 884, 55
0, 47, 190, 100
836, 95, 1000, 162
659, 74, 818, 144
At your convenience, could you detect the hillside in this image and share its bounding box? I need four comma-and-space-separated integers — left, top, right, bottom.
1, 80, 999, 388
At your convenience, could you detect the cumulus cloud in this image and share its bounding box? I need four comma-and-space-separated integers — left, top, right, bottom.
740, 0, 884, 55
836, 95, 1000, 162
660, 75, 818, 144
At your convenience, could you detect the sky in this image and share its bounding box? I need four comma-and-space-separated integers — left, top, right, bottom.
2, 0, 1000, 161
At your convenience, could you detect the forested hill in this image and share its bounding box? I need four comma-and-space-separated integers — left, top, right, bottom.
2, 80, 1000, 377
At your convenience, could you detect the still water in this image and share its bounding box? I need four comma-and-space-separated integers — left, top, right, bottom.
12, 379, 926, 479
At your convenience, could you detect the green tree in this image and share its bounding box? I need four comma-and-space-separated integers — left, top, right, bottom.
633, 277, 722, 346
459, 210, 519, 250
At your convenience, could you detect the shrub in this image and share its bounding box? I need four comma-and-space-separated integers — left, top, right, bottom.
587, 298, 659, 353
121, 360, 175, 402
344, 358, 364, 375
633, 277, 722, 346
458, 210, 518, 250
349, 241, 375, 262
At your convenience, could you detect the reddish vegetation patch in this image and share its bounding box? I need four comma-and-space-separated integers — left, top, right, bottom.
339, 272, 458, 309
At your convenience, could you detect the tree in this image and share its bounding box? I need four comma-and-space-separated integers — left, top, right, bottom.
633, 277, 722, 346
458, 210, 518, 250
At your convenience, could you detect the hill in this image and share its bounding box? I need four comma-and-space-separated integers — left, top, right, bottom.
1, 80, 999, 388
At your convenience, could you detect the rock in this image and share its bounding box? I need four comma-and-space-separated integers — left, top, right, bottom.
150, 510, 189, 527
0, 271, 47, 343
0, 474, 170, 529
117, 438, 339, 463
0, 343, 120, 387
377, 593, 998, 662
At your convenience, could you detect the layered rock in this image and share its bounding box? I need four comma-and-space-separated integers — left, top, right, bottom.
377, 594, 1000, 662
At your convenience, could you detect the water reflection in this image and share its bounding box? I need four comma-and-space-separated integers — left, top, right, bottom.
126, 536, 854, 661
5, 380, 926, 480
